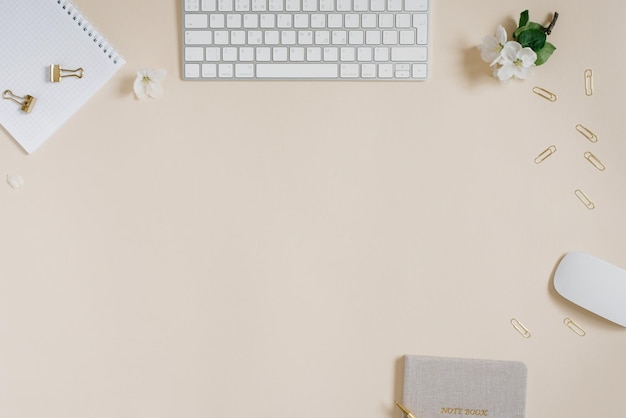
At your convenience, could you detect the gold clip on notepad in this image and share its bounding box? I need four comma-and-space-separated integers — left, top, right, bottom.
576, 124, 598, 143
395, 402, 417, 418
2, 90, 36, 113
50, 64, 84, 82
533, 86, 557, 102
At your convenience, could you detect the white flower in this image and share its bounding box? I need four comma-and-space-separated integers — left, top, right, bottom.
477, 25, 508, 66
494, 41, 537, 81
133, 68, 167, 99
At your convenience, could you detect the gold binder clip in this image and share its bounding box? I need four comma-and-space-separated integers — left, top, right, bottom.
576, 124, 598, 143
584, 151, 606, 171
564, 318, 586, 336
50, 64, 84, 82
511, 318, 531, 338
584, 69, 593, 96
2, 90, 36, 113
395, 401, 417, 418
534, 145, 557, 164
533, 86, 557, 102
575, 189, 595, 210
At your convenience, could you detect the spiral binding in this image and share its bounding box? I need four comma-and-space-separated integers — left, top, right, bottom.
55, 0, 123, 64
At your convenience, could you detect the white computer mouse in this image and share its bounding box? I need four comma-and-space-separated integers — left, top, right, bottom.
553, 252, 626, 327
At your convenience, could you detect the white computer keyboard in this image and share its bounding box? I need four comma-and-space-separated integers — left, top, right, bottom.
182, 0, 428, 80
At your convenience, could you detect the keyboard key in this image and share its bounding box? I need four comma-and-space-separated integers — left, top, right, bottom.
214, 31, 229, 44
260, 14, 276, 28
210, 14, 225, 28
340, 63, 359, 78
336, 0, 351, 11
235, 63, 255, 77
277, 14, 292, 28
361, 63, 376, 77
412, 63, 427, 78
185, 47, 205, 61
290, 47, 305, 61
332, 30, 347, 44
399, 30, 415, 44
251, 0, 267, 10
256, 63, 338, 78
218, 63, 234, 77
298, 31, 313, 45
273, 47, 288, 61
362, 14, 377, 28
405, 0, 427, 11
248, 30, 263, 44
303, 0, 318, 11
382, 30, 398, 44
218, 0, 233, 11
307, 47, 322, 61
340, 47, 355, 61
243, 14, 259, 27
185, 63, 201, 77
240, 47, 255, 60
185, 0, 200, 11
223, 47, 238, 61
357, 47, 372, 61
185, 14, 208, 28
185, 30, 212, 45
268, 0, 283, 10
227, 14, 242, 28
294, 14, 309, 28
315, 31, 330, 44
202, 0, 217, 10
378, 63, 393, 78
311, 14, 326, 28
231, 30, 246, 44
235, 0, 250, 11
206, 47, 221, 61
328, 14, 343, 28
281, 30, 296, 44
370, 0, 384, 11
256, 47, 271, 61
396, 13, 411, 28
202, 63, 217, 77
414, 13, 428, 44
353, 0, 368, 11
374, 47, 389, 61
265, 30, 280, 44
323, 47, 338, 61
348, 30, 364, 45
286, 0, 300, 10
390, 46, 427, 61
319, 0, 335, 11
387, 0, 401, 11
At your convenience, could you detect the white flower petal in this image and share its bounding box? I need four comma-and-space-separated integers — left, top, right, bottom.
495, 25, 507, 45
7, 174, 24, 189
496, 64, 515, 81
518, 47, 538, 67
147, 81, 164, 99
133, 77, 147, 99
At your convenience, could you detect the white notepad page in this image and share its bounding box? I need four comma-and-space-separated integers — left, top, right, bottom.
0, 0, 125, 154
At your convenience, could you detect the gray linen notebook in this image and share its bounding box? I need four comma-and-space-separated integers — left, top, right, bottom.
401, 355, 527, 418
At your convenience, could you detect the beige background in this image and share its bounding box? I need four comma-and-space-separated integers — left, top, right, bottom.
2, 0, 626, 417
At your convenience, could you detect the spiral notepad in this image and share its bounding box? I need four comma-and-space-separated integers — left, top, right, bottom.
0, 0, 125, 154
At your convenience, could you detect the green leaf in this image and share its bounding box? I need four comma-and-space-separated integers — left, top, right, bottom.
514, 22, 545, 39
517, 28, 547, 52
534, 42, 556, 66
519, 10, 529, 28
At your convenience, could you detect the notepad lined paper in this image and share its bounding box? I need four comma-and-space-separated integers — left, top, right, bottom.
0, 0, 125, 154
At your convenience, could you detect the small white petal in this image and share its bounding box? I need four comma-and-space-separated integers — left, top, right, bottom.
496, 64, 515, 81
495, 25, 507, 45
146, 81, 164, 99
518, 47, 538, 67
7, 174, 24, 189
133, 77, 147, 99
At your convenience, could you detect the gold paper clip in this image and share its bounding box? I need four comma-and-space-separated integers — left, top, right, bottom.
584, 69, 593, 96
534, 145, 557, 164
575, 189, 595, 210
2, 90, 36, 113
511, 318, 531, 338
584, 151, 606, 171
533, 86, 557, 102
50, 64, 84, 82
395, 401, 417, 418
564, 318, 586, 336
576, 124, 598, 143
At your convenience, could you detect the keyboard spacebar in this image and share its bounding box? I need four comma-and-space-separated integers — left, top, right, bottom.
256, 63, 338, 78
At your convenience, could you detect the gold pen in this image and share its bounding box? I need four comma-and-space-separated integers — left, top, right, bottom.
395, 401, 417, 418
